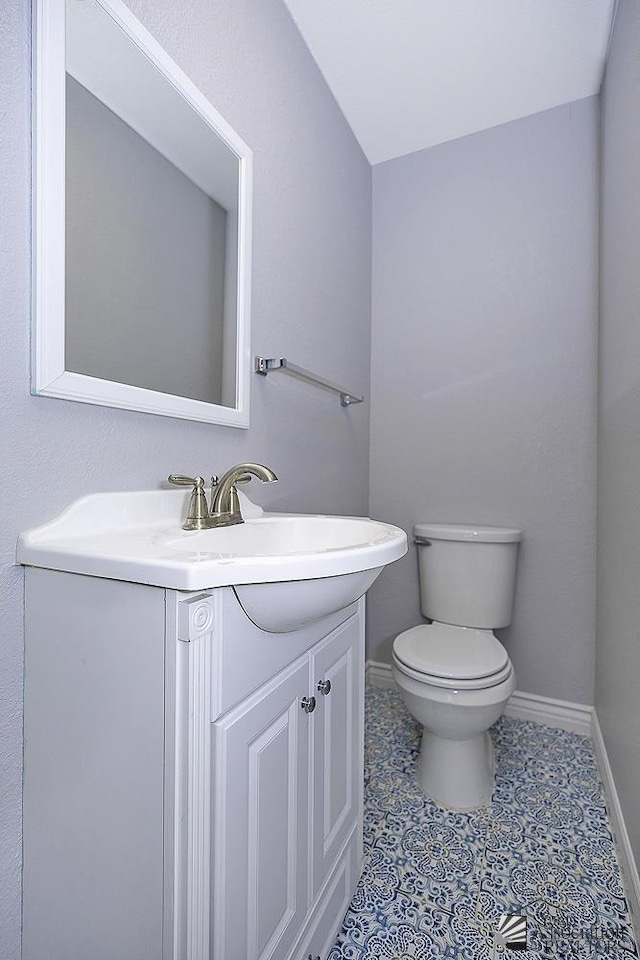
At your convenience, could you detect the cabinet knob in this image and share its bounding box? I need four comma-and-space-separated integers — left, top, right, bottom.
300, 695, 316, 714
317, 679, 331, 696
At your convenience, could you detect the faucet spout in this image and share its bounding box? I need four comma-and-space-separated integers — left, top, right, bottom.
210, 462, 278, 527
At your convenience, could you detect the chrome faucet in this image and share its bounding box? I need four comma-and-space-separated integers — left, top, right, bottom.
169, 463, 277, 530
209, 462, 278, 527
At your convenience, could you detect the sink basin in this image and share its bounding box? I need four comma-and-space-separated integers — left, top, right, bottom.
17, 489, 407, 630
159, 514, 399, 560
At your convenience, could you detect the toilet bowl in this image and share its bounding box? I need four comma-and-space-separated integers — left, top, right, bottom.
392, 523, 521, 809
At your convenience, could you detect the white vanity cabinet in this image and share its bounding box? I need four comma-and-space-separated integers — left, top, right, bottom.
22, 567, 364, 960
213, 612, 362, 960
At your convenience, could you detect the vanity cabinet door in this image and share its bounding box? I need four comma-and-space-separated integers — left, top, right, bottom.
309, 612, 364, 902
212, 656, 311, 960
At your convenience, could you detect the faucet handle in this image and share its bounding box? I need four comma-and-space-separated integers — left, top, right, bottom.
168, 475, 211, 531
168, 474, 202, 487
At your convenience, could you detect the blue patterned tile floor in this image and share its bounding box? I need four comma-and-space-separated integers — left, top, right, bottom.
328, 686, 638, 959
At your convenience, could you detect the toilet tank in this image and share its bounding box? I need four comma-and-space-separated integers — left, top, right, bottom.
414, 523, 522, 629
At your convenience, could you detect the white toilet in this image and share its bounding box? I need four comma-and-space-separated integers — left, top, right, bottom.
392, 522, 522, 810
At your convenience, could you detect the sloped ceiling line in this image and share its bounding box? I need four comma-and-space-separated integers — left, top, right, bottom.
283, 0, 616, 164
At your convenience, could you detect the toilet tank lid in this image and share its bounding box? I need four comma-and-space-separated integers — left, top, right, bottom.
413, 523, 522, 543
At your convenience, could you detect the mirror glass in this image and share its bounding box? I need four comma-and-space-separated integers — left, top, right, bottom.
33, 0, 252, 426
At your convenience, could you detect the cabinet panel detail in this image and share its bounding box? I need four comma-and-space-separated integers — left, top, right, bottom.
310, 614, 363, 901
171, 617, 214, 960
177, 593, 216, 641
322, 648, 352, 852
247, 710, 298, 958
187, 630, 213, 959
213, 659, 309, 960
288, 827, 359, 960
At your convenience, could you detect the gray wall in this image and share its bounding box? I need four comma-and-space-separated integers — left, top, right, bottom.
66, 75, 227, 405
0, 1, 371, 955
368, 99, 599, 704
597, 0, 640, 867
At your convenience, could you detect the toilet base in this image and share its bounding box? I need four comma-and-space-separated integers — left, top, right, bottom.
417, 729, 494, 810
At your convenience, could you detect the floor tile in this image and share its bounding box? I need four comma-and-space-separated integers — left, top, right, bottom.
328, 686, 638, 959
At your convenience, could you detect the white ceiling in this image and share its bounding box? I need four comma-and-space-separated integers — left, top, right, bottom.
282, 0, 616, 165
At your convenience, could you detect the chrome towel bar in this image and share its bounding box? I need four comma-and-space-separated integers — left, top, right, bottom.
254, 357, 364, 407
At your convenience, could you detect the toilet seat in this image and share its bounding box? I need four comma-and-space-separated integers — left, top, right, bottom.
393, 623, 513, 691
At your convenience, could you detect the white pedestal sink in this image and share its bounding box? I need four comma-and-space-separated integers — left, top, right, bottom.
18, 488, 407, 631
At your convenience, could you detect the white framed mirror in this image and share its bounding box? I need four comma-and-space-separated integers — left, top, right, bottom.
32, 0, 252, 426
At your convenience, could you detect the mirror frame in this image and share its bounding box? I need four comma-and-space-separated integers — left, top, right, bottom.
32, 0, 252, 427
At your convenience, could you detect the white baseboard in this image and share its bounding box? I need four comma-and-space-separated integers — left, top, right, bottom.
591, 711, 640, 940
365, 658, 638, 943
365, 660, 395, 689
504, 690, 593, 736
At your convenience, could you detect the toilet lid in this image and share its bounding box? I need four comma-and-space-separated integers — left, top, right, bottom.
393, 623, 510, 683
